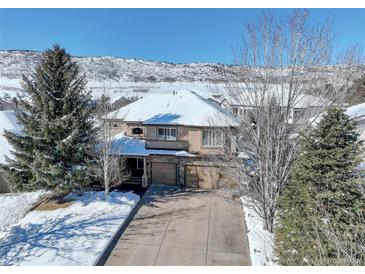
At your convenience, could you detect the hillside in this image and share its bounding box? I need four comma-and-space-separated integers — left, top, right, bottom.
1, 50, 364, 102
0, 50, 242, 101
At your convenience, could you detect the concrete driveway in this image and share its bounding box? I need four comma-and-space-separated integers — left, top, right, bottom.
105, 185, 251, 266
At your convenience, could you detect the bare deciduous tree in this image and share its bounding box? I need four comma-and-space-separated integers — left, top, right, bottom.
91, 89, 131, 197
222, 9, 363, 232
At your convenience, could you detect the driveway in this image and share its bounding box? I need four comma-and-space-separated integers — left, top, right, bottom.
105, 185, 251, 266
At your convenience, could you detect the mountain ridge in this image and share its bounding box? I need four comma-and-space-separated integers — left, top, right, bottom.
1, 50, 364, 102
0, 49, 237, 66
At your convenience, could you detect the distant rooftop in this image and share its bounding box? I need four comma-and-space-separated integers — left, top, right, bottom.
346, 102, 365, 119
224, 84, 329, 108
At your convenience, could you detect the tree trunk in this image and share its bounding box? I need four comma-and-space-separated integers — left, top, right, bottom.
104, 163, 109, 199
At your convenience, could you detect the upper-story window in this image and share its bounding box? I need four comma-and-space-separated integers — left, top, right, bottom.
202, 129, 223, 147
158, 128, 177, 141
132, 127, 143, 135
293, 109, 305, 120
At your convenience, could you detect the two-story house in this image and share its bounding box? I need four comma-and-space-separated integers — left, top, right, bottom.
107, 90, 239, 189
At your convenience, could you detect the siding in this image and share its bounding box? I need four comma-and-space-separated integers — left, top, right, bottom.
116, 123, 237, 156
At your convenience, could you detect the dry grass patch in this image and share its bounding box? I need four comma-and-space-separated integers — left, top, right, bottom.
35, 199, 73, 211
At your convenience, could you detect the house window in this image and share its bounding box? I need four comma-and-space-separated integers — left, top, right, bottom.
158, 128, 177, 140
241, 107, 254, 117
293, 109, 305, 120
132, 127, 143, 135
232, 107, 239, 115
202, 129, 223, 147
240, 108, 247, 116
112, 122, 118, 128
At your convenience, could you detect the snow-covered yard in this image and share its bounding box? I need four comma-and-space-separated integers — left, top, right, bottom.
241, 197, 274, 266
0, 191, 46, 240
0, 191, 139, 266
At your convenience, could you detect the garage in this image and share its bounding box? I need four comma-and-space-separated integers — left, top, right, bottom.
185, 165, 238, 189
151, 162, 177, 185
185, 165, 220, 189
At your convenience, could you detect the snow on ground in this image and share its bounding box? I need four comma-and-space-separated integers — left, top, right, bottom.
0, 191, 139, 266
241, 196, 274, 266
0, 110, 22, 164
0, 191, 46, 239
1, 76, 226, 102
88, 80, 225, 101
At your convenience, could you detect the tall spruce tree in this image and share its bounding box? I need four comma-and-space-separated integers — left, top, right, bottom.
275, 107, 365, 265
1, 45, 96, 194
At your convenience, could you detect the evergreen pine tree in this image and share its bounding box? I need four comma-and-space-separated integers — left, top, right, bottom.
275, 106, 365, 265
1, 44, 96, 194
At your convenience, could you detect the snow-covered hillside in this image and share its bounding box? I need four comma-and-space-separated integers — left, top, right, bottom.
1, 50, 364, 102
0, 50, 241, 100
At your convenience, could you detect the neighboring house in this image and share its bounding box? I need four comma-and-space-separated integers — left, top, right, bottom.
0, 110, 21, 193
346, 102, 365, 141
210, 87, 328, 123
106, 90, 239, 189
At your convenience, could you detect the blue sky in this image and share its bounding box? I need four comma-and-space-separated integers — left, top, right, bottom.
0, 9, 364, 64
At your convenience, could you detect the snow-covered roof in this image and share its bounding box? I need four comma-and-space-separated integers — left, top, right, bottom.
221, 84, 329, 108
292, 94, 329, 108
0, 111, 22, 164
110, 133, 195, 157
310, 102, 365, 127
346, 102, 365, 120
108, 90, 238, 127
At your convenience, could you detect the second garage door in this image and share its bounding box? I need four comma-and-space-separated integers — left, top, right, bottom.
151, 162, 177, 185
